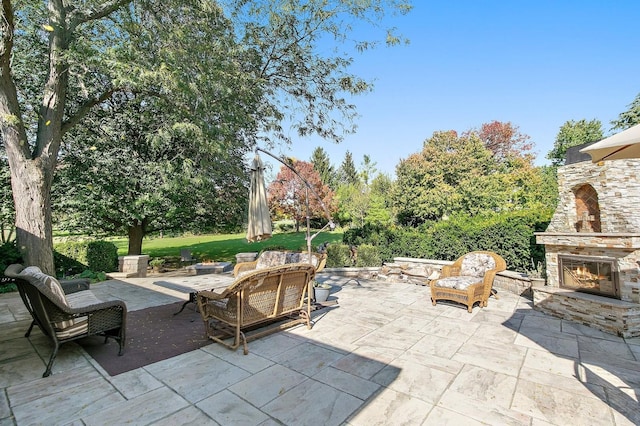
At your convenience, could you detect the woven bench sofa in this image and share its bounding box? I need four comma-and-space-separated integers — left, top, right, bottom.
197, 263, 316, 355
4, 264, 126, 377
233, 250, 326, 277
429, 251, 506, 313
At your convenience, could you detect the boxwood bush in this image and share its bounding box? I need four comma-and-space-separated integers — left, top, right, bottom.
54, 240, 118, 274
326, 244, 353, 267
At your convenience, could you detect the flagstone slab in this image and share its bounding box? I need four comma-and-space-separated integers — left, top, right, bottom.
436, 389, 532, 425
421, 316, 480, 340
313, 366, 380, 400
197, 390, 269, 425
270, 342, 345, 376
512, 378, 615, 426
423, 406, 487, 426
201, 343, 274, 374
8, 365, 103, 406
144, 350, 251, 403
83, 387, 189, 426
371, 357, 454, 404
262, 379, 362, 426
578, 335, 637, 361
153, 406, 219, 426
453, 339, 527, 377
513, 329, 579, 358
330, 346, 399, 380
0, 354, 45, 387
408, 333, 465, 359
228, 364, 307, 408
106, 368, 163, 400
347, 387, 432, 426
446, 364, 518, 409
11, 377, 124, 425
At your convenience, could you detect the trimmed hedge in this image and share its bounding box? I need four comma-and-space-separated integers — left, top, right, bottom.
54, 240, 118, 274
343, 208, 552, 272
326, 244, 352, 268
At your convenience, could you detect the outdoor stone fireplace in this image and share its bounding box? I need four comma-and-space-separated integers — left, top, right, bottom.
535, 146, 640, 337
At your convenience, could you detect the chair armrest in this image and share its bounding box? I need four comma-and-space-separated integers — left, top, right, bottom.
197, 289, 226, 300
233, 261, 258, 277
441, 265, 460, 277
61, 279, 91, 294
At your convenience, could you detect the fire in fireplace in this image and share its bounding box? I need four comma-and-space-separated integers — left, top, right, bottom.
558, 255, 618, 298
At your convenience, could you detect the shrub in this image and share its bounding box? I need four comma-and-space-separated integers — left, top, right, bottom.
343, 208, 552, 272
54, 240, 119, 274
326, 244, 352, 267
0, 241, 23, 273
355, 244, 382, 267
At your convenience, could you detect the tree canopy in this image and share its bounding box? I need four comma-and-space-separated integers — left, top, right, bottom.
547, 119, 604, 166
393, 127, 556, 226
611, 92, 640, 131
1, 0, 412, 272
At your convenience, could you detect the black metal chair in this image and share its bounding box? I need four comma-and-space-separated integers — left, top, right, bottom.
4, 264, 127, 377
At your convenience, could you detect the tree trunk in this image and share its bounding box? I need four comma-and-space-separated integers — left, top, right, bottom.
11, 161, 55, 274
128, 222, 145, 255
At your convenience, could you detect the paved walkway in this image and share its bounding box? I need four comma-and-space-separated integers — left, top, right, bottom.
1, 272, 639, 425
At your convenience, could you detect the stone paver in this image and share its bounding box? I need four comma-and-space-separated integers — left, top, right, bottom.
0, 272, 639, 425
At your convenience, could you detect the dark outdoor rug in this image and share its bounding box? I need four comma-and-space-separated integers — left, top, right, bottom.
79, 301, 210, 376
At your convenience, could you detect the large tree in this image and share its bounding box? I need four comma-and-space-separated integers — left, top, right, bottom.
611, 92, 640, 131
1, 0, 412, 273
55, 95, 248, 255
547, 119, 604, 166
392, 128, 555, 226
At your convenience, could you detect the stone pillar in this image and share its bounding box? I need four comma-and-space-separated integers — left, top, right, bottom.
118, 255, 150, 278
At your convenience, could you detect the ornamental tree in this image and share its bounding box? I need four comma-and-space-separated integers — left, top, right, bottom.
267, 160, 336, 232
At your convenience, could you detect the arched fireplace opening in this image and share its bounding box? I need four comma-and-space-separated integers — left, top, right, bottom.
573, 184, 601, 232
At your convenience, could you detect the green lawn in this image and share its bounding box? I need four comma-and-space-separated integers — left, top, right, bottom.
110, 231, 344, 262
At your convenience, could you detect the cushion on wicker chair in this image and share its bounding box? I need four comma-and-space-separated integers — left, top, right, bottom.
433, 276, 480, 290
460, 253, 496, 278
255, 251, 287, 269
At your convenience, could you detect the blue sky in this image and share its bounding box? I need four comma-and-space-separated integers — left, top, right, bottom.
262, 1, 640, 178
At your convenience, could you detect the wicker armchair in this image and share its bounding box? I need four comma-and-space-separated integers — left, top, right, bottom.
4, 264, 127, 377
430, 251, 506, 313
233, 250, 326, 277
197, 263, 315, 355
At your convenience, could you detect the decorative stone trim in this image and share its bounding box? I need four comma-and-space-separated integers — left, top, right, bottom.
533, 287, 640, 338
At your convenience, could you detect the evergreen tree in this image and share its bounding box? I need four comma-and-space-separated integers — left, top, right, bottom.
339, 151, 359, 185
611, 92, 640, 131
310, 147, 336, 189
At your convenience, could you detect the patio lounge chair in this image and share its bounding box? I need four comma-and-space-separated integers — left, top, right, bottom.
197, 263, 316, 354
430, 251, 506, 313
4, 264, 127, 377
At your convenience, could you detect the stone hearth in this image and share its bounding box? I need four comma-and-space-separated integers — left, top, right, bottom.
535, 154, 640, 337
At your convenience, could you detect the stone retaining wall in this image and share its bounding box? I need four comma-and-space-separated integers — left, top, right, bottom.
324, 256, 533, 297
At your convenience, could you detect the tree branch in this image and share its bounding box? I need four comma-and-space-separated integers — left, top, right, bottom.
60, 88, 117, 135
69, 0, 132, 27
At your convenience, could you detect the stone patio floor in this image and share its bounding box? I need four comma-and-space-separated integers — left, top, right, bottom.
1, 271, 639, 425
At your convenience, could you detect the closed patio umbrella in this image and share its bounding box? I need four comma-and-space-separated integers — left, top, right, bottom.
580, 124, 640, 162
246, 154, 272, 242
